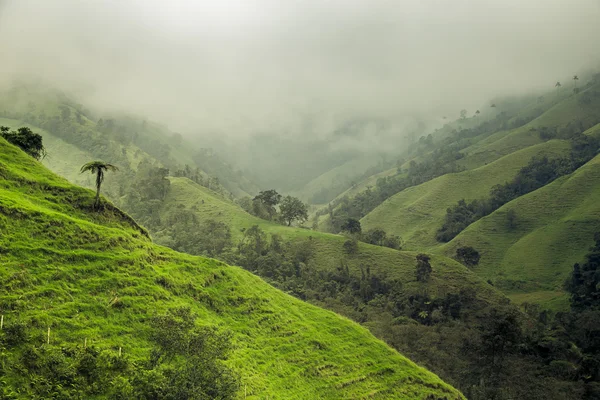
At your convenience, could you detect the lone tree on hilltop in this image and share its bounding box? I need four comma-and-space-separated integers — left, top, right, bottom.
279, 195, 308, 226
253, 189, 282, 220
555, 81, 562, 97
573, 75, 579, 87
80, 161, 119, 209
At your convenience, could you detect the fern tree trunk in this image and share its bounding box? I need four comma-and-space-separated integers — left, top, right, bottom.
94, 170, 103, 209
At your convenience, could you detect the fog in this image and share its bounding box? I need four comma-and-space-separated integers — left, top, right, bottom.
1, 0, 600, 189
1, 1, 599, 135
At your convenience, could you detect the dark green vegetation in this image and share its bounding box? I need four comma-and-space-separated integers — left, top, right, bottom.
0, 138, 464, 398
0, 126, 46, 160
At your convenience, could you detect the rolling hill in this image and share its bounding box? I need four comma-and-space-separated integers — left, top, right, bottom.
0, 137, 464, 398
441, 151, 600, 309
361, 140, 571, 250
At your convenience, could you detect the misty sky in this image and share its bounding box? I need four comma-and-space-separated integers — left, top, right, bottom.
1, 0, 599, 138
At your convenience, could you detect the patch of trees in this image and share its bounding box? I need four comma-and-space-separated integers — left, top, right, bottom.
437, 133, 599, 242
340, 219, 402, 250
455, 246, 481, 267
238, 190, 308, 227
0, 126, 46, 160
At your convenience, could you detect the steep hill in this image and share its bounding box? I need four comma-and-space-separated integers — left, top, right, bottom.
0, 138, 463, 398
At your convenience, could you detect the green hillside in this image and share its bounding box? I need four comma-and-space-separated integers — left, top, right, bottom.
0, 138, 463, 398
361, 140, 571, 250
441, 152, 600, 310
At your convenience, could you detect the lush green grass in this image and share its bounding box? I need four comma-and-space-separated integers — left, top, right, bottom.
440, 153, 600, 310
360, 140, 571, 250
0, 137, 464, 399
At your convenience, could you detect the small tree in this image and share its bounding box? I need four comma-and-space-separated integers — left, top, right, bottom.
555, 81, 562, 97
1, 126, 46, 160
279, 195, 308, 226
343, 238, 359, 255
80, 161, 119, 209
455, 246, 481, 267
253, 189, 281, 220
341, 218, 362, 234
364, 228, 387, 246
415, 254, 432, 282
475, 110, 481, 117
460, 109, 467, 120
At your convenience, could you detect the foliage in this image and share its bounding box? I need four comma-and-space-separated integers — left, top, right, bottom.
252, 189, 281, 220
279, 195, 308, 226
0, 126, 46, 160
80, 160, 119, 209
341, 218, 362, 234
343, 238, 359, 254
568, 232, 600, 311
363, 228, 402, 250
415, 254, 432, 282
455, 246, 480, 267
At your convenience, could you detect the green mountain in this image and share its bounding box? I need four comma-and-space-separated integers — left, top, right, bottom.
0, 137, 463, 398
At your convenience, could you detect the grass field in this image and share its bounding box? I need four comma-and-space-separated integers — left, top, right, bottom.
0, 137, 464, 399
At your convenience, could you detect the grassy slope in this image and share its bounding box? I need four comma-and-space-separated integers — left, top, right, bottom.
361, 140, 571, 250
0, 138, 464, 399
440, 151, 600, 310
160, 178, 505, 307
